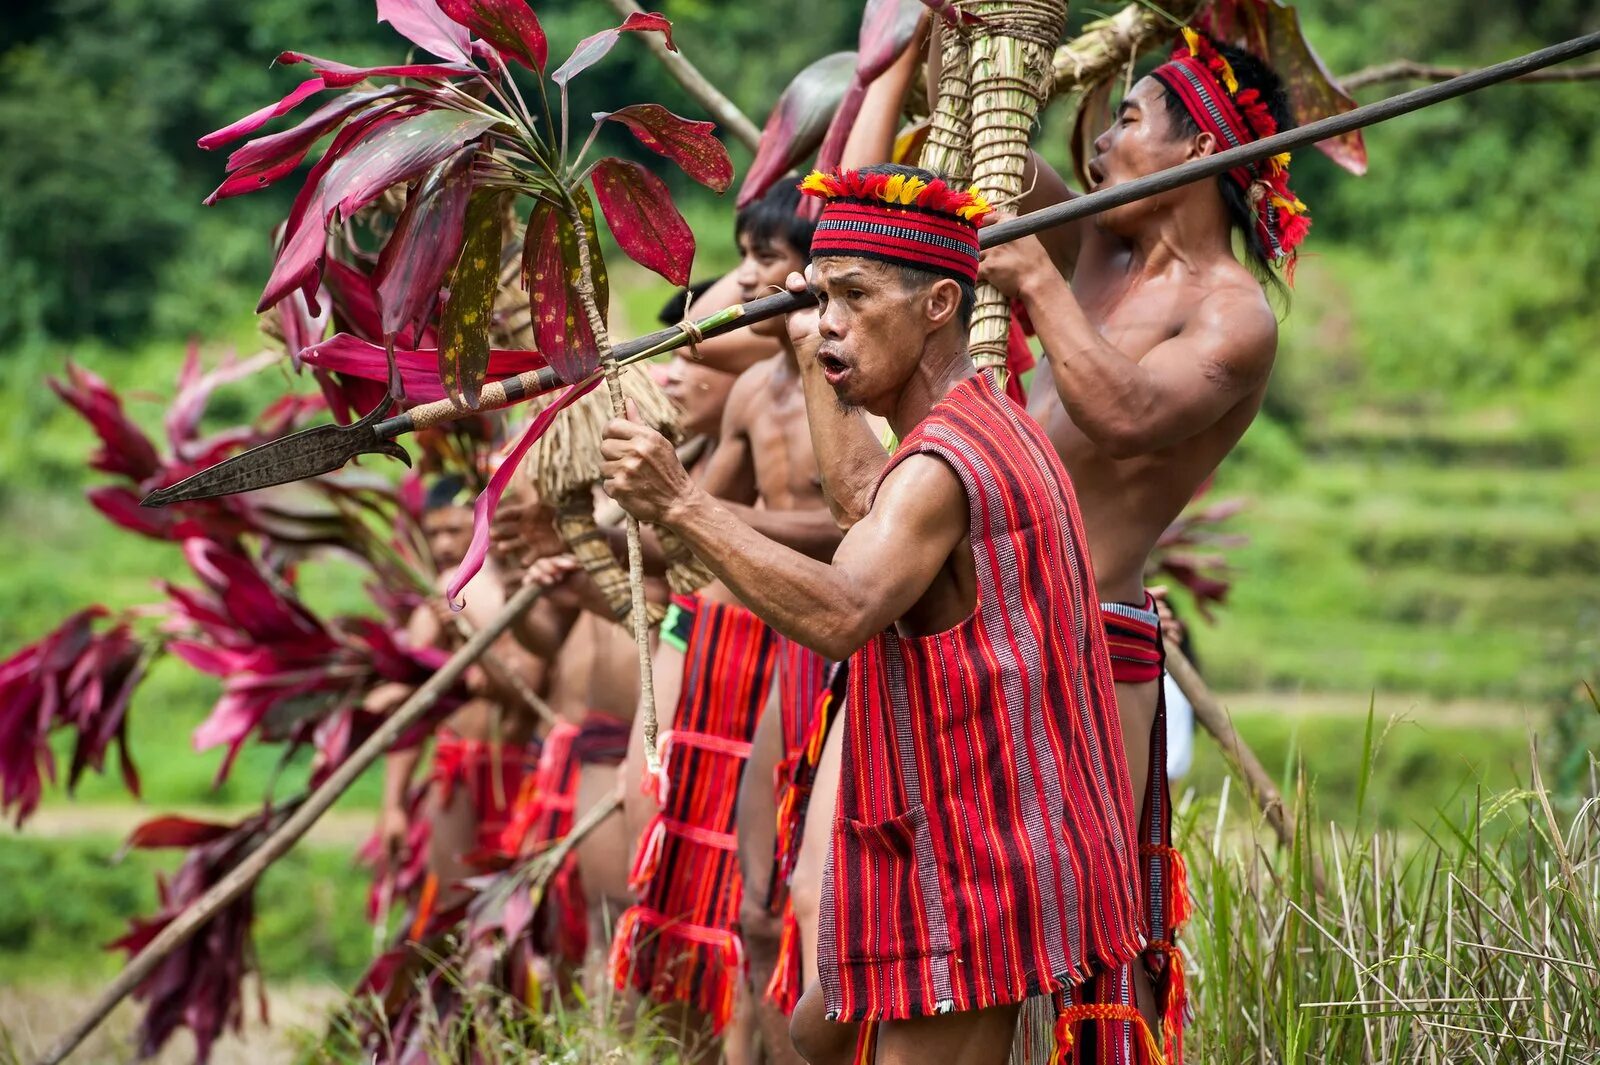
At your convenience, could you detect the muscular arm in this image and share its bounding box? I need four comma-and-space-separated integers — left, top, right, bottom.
1016, 152, 1086, 278
694, 361, 848, 560
839, 21, 925, 170
793, 332, 887, 527
656, 455, 966, 660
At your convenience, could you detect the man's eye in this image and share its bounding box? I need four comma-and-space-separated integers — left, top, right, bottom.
847, 289, 866, 301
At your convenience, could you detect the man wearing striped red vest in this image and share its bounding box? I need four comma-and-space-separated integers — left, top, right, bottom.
601, 164, 1143, 1065
977, 30, 1305, 1063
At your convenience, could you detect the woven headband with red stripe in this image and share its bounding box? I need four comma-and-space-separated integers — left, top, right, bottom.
798, 169, 992, 285
1150, 28, 1310, 272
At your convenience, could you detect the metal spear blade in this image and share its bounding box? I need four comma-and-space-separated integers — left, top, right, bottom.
141, 398, 411, 507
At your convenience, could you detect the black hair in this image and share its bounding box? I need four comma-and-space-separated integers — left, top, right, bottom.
423, 474, 467, 513
734, 181, 816, 263
1156, 36, 1293, 290
840, 162, 978, 330
657, 278, 718, 327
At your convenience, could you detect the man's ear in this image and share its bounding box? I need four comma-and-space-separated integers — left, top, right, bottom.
1190, 130, 1218, 161
925, 277, 962, 332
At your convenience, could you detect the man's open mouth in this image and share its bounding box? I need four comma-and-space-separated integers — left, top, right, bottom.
819, 352, 850, 380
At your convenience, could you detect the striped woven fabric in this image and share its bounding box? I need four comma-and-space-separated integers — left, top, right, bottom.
609, 593, 781, 1031
768, 638, 833, 911
430, 733, 541, 857
500, 721, 587, 962
1059, 599, 1192, 1064
819, 373, 1143, 1026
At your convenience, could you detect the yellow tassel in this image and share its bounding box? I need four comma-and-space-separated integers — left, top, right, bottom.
800, 171, 837, 196
882, 173, 905, 203
1181, 26, 1201, 56
1217, 56, 1239, 94
897, 176, 927, 204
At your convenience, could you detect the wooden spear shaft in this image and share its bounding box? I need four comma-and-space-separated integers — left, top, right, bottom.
34, 582, 547, 1065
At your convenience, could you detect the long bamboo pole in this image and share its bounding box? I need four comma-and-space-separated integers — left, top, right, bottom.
34, 583, 547, 1065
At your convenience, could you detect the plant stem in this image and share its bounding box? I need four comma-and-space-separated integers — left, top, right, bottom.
561, 192, 662, 777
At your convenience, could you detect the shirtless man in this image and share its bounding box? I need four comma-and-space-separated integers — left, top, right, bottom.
372, 477, 549, 909
601, 164, 1142, 1065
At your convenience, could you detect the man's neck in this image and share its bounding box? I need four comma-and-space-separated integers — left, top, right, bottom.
888, 338, 973, 439
1121, 195, 1235, 277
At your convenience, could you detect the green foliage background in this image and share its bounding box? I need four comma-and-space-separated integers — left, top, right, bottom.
0, 0, 1596, 999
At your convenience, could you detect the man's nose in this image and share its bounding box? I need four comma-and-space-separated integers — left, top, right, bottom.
819, 303, 845, 340
1093, 127, 1112, 154
734, 256, 758, 286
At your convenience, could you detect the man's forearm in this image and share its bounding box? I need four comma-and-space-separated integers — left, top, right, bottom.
1020, 271, 1152, 451
663, 490, 868, 659
382, 746, 422, 811
724, 502, 843, 560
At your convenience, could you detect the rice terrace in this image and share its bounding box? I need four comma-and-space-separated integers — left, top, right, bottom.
1, 1, 1597, 1063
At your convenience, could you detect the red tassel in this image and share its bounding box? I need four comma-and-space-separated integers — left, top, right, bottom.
764, 904, 803, 1015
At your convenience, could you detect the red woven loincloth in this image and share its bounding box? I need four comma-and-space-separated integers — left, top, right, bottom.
820, 374, 1142, 1031
764, 658, 849, 1016
431, 732, 540, 857
498, 712, 632, 963
1057, 599, 1192, 1065
609, 593, 781, 1032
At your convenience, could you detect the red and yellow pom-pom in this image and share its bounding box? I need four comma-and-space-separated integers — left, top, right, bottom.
798, 168, 993, 224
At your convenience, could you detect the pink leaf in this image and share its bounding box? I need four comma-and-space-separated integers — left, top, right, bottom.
198, 78, 326, 150
598, 103, 732, 193
590, 157, 694, 286
815, 0, 927, 175
437, 0, 547, 73
48, 362, 162, 484
374, 147, 475, 343
551, 11, 675, 86
377, 0, 473, 63
276, 51, 477, 88
127, 816, 234, 850
446, 378, 600, 605
300, 333, 546, 404
738, 51, 857, 207
258, 108, 498, 314
88, 486, 181, 540
206, 88, 404, 205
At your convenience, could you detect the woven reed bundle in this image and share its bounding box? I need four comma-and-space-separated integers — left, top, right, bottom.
963, 0, 1069, 372
918, 15, 976, 181
520, 365, 712, 621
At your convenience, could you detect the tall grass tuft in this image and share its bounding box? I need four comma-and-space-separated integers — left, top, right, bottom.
1181, 714, 1600, 1063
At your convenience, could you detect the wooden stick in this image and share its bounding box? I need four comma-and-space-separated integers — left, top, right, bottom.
1340, 58, 1600, 91
1166, 643, 1327, 893
564, 199, 662, 779
599, 0, 763, 154
33, 582, 547, 1065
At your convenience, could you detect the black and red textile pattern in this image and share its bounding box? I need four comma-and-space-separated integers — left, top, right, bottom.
812, 199, 983, 284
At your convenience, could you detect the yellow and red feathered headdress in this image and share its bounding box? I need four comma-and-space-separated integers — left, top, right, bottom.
798, 168, 993, 285
1151, 28, 1310, 274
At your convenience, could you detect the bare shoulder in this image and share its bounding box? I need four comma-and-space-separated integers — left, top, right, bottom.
723, 355, 778, 428
873, 452, 968, 526
1190, 267, 1279, 388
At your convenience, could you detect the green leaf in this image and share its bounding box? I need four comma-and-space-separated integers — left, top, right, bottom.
438, 190, 506, 408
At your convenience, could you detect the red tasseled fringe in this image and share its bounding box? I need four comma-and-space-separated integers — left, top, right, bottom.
765, 903, 803, 1016
608, 907, 745, 1032
852, 1020, 878, 1065
1052, 1003, 1167, 1065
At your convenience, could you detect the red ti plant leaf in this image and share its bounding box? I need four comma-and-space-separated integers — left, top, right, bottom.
523, 195, 609, 382
47, 362, 162, 483
813, 0, 927, 177
301, 333, 546, 405
197, 77, 326, 151
738, 50, 858, 207
597, 103, 732, 193
1194, 0, 1366, 174
374, 146, 476, 346
377, 0, 473, 63
446, 377, 601, 606
550, 11, 675, 86
437, 0, 547, 73
437, 190, 506, 408
204, 88, 405, 205
590, 157, 694, 287
127, 815, 234, 850
258, 107, 497, 314
275, 51, 477, 88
